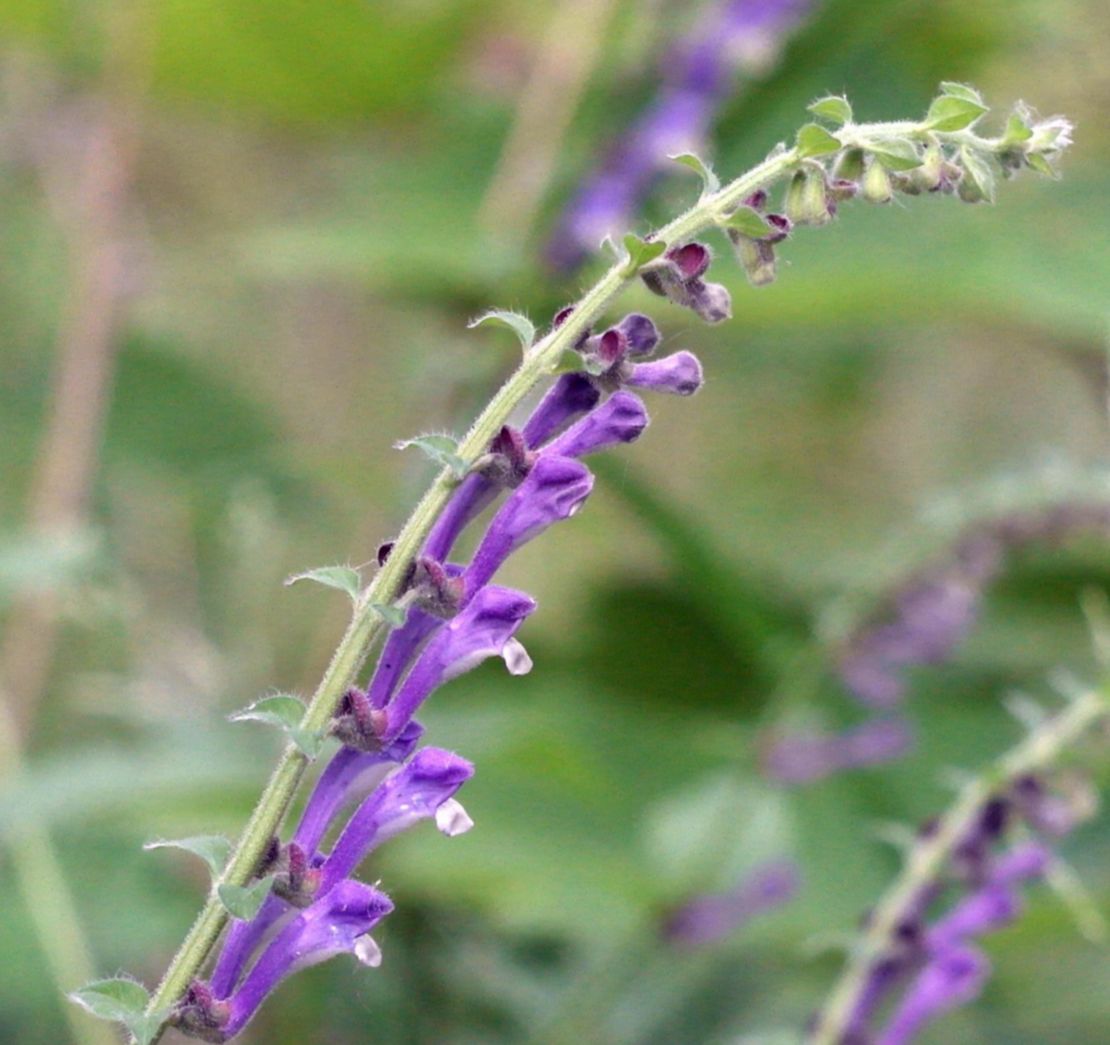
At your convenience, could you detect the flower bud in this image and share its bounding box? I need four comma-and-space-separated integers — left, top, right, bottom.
785, 166, 833, 226
729, 229, 777, 286
861, 159, 893, 204
833, 147, 866, 183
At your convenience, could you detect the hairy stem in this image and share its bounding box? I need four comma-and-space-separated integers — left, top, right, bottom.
808, 684, 1110, 1045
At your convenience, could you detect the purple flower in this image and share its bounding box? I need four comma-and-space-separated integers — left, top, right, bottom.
461, 456, 594, 599
662, 859, 800, 947
318, 747, 474, 895
542, 391, 649, 458
877, 945, 989, 1045
624, 351, 705, 396
214, 880, 394, 1040
380, 585, 536, 744
641, 243, 732, 324
762, 717, 913, 785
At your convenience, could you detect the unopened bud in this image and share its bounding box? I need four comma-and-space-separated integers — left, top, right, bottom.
785, 166, 832, 226
912, 141, 945, 192
861, 159, 893, 203
833, 147, 866, 183
729, 230, 777, 287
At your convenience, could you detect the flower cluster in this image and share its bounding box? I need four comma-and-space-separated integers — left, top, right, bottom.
818, 769, 1095, 1045
170, 311, 703, 1040
547, 0, 813, 271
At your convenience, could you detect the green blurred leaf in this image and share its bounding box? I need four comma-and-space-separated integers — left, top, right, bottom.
869, 138, 923, 171
807, 95, 853, 125
143, 834, 232, 877
284, 564, 361, 599
724, 205, 774, 239
621, 234, 667, 277
395, 434, 468, 479
796, 122, 842, 158
229, 694, 322, 758
925, 93, 988, 132
370, 601, 407, 628
669, 152, 721, 195
468, 310, 536, 352
219, 875, 275, 920
937, 81, 985, 105
68, 979, 164, 1045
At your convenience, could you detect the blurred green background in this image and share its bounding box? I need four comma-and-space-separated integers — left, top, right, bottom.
1, 1, 1108, 1042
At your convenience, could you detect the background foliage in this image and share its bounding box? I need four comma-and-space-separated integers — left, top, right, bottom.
1, 1, 1108, 1042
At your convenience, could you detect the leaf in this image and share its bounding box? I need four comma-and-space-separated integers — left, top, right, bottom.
959, 144, 997, 202
869, 138, 923, 171
1003, 112, 1033, 144
218, 875, 275, 920
284, 564, 361, 600
229, 694, 323, 758
925, 94, 988, 132
938, 81, 984, 105
548, 348, 586, 376
143, 835, 231, 877
1025, 151, 1056, 178
723, 205, 774, 240
621, 234, 666, 277
69, 978, 150, 1025
807, 95, 853, 125
394, 434, 469, 479
669, 152, 720, 195
370, 601, 408, 628
795, 122, 841, 158
467, 310, 535, 352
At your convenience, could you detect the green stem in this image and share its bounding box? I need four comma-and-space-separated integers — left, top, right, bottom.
808, 684, 1110, 1045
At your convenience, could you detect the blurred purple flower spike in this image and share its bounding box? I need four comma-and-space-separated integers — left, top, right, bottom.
877, 945, 989, 1045
762, 717, 913, 785
547, 0, 814, 271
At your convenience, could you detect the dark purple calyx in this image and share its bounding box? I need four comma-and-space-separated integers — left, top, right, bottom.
476, 424, 535, 488
171, 979, 230, 1043
330, 686, 389, 752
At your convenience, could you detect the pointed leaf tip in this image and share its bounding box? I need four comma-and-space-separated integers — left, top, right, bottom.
143, 835, 232, 877
395, 434, 469, 479
284, 565, 361, 600
69, 979, 166, 1044
926, 93, 988, 132
807, 95, 853, 125
467, 310, 536, 351
218, 875, 275, 921
669, 152, 720, 195
621, 234, 666, 277
795, 122, 841, 158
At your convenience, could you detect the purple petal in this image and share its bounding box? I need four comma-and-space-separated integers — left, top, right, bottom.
318, 747, 474, 895
878, 945, 989, 1045
463, 455, 593, 597
617, 313, 660, 356
926, 884, 1020, 951
381, 585, 536, 742
625, 351, 704, 396
521, 373, 602, 448
990, 841, 1052, 885
221, 880, 393, 1038
542, 392, 649, 458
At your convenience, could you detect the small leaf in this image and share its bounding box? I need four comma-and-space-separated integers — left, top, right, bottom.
869, 138, 923, 171
229, 694, 323, 757
127, 1014, 167, 1045
394, 434, 469, 479
621, 234, 666, 277
1002, 112, 1033, 144
143, 835, 231, 877
284, 565, 361, 600
925, 94, 988, 132
370, 601, 407, 628
230, 693, 306, 732
795, 122, 841, 158
938, 81, 984, 105
548, 348, 586, 376
669, 152, 720, 195
218, 875, 275, 920
723, 205, 773, 240
807, 95, 853, 125
69, 978, 149, 1025
467, 310, 535, 352
959, 144, 997, 201
1025, 151, 1056, 177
